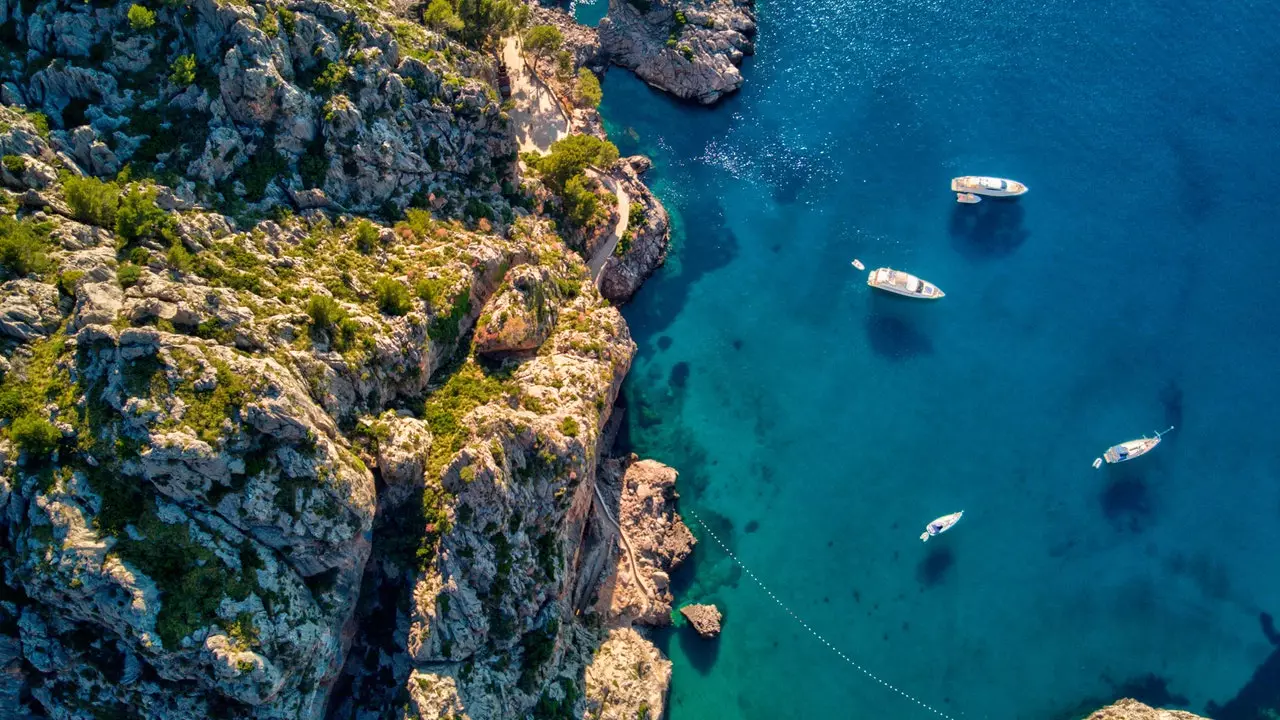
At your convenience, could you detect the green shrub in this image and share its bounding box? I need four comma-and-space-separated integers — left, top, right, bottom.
10, 415, 61, 457
575, 67, 602, 108
277, 8, 296, 34
0, 216, 52, 278
57, 270, 84, 297
299, 136, 328, 189
127, 4, 156, 31
453, 0, 523, 50
313, 61, 350, 94
116, 185, 174, 244
674, 9, 687, 24
236, 146, 288, 202
64, 176, 120, 227
166, 241, 193, 273
527, 134, 619, 190
555, 50, 573, 78
374, 277, 412, 316
559, 417, 579, 437
260, 9, 279, 37
307, 294, 344, 329
117, 262, 142, 287
402, 208, 434, 239
169, 54, 196, 86
679, 44, 693, 61
560, 173, 600, 229
353, 220, 379, 254
2, 154, 25, 174
423, 0, 463, 33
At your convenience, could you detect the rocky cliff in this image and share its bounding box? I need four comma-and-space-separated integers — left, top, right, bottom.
0, 1, 686, 717
599, 0, 756, 104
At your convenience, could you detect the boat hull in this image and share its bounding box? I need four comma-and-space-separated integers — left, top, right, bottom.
867, 268, 945, 299
1103, 437, 1160, 464
951, 176, 1028, 197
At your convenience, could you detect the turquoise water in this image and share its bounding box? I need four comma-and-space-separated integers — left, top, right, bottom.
598, 0, 1280, 718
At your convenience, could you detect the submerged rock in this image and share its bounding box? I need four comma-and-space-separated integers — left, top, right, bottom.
679, 603, 722, 638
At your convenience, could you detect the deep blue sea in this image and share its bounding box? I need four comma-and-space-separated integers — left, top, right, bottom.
581, 0, 1280, 717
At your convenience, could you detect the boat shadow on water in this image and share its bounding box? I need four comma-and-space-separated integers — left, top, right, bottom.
947, 198, 1029, 260
864, 299, 936, 362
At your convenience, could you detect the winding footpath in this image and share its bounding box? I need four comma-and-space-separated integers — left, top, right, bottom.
592, 482, 653, 607
585, 168, 630, 283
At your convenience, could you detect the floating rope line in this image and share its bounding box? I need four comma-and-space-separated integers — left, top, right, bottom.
684, 507, 958, 720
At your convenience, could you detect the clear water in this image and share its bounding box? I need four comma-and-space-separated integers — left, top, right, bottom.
571, 0, 609, 27
598, 0, 1280, 718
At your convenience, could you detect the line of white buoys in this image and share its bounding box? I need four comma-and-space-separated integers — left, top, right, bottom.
684, 507, 958, 720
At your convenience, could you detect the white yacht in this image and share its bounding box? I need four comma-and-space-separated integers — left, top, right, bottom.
1096, 426, 1174, 467
951, 176, 1028, 197
920, 511, 964, 542
867, 268, 945, 299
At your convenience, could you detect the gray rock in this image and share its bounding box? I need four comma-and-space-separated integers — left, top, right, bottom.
679, 603, 722, 637
72, 281, 123, 330
0, 280, 61, 341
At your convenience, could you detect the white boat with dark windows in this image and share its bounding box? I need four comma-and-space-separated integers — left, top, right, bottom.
951, 176, 1028, 197
1094, 426, 1174, 468
867, 268, 945, 299
920, 511, 964, 542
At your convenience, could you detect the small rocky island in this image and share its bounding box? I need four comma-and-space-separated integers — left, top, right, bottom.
679, 603, 722, 638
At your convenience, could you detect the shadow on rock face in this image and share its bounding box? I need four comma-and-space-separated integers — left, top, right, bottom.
865, 311, 934, 362
948, 199, 1029, 260
1100, 474, 1153, 532
917, 546, 954, 588
1045, 673, 1190, 720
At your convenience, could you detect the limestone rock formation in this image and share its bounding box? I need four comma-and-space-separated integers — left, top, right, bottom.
1085, 699, 1209, 720
590, 458, 695, 625
599, 0, 757, 104
583, 627, 672, 720
679, 603, 722, 637
0, 0, 515, 218
599, 156, 671, 303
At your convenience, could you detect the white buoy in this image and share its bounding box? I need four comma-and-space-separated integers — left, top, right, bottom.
851, 259, 865, 270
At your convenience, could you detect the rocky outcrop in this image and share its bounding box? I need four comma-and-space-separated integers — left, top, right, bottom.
529, 4, 606, 73
0, 0, 515, 218
583, 627, 671, 720
472, 264, 560, 356
600, 156, 671, 303
599, 0, 757, 104
1085, 699, 1209, 720
679, 603, 721, 637
590, 458, 694, 625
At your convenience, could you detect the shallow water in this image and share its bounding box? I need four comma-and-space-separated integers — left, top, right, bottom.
598, 0, 1280, 717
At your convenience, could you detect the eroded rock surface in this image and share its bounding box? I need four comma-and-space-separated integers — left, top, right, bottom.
1085, 699, 1209, 720
679, 603, 722, 637
599, 0, 757, 104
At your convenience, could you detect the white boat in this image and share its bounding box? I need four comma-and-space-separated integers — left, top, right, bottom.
956, 192, 981, 204
867, 267, 945, 299
1095, 426, 1174, 467
951, 176, 1028, 197
851, 258, 865, 270
920, 511, 963, 542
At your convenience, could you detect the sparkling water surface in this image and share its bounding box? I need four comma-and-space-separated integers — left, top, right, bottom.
592, 0, 1280, 718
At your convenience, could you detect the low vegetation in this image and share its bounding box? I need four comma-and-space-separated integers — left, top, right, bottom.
575, 68, 602, 108
0, 215, 53, 278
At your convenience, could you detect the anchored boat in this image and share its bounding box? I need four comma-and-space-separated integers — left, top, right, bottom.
920, 511, 964, 542
956, 192, 982, 204
951, 176, 1028, 197
1095, 426, 1174, 467
867, 267, 945, 299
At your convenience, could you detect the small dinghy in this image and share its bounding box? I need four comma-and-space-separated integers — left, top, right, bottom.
851, 258, 865, 270
1094, 426, 1174, 468
956, 192, 981, 204
920, 511, 964, 542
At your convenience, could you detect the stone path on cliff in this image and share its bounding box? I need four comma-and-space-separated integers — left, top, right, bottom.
502, 37, 570, 154
592, 481, 653, 607
585, 168, 630, 283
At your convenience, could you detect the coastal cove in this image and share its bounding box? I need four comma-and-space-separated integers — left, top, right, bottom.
595, 0, 1280, 718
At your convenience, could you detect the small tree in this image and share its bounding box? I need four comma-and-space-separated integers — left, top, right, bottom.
64, 176, 120, 227
523, 25, 562, 74
423, 0, 463, 33
561, 173, 600, 229
575, 67, 602, 108
127, 4, 156, 31
527, 134, 619, 190
170, 54, 197, 86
